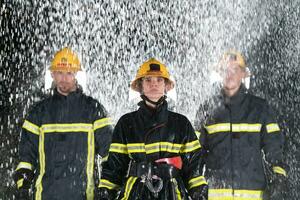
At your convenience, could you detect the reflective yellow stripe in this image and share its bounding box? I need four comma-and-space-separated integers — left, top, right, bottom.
17, 178, 24, 189
109, 143, 128, 154
209, 189, 263, 200
188, 176, 207, 189
273, 166, 287, 177
99, 179, 120, 190
94, 117, 113, 130
266, 123, 280, 133
206, 123, 262, 134
121, 177, 137, 200
180, 140, 201, 153
172, 178, 182, 200
16, 162, 33, 171
195, 131, 201, 139
232, 124, 262, 132
86, 129, 95, 200
110, 141, 200, 155
206, 123, 230, 134
145, 142, 182, 154
22, 120, 40, 135
41, 123, 93, 133
35, 130, 46, 200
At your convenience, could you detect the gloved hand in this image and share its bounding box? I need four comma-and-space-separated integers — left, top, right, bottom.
95, 187, 116, 200
189, 184, 208, 200
13, 168, 34, 189
13, 168, 34, 200
263, 173, 286, 200
15, 188, 30, 200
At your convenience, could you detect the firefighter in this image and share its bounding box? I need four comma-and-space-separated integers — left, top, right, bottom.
13, 47, 113, 200
194, 50, 287, 200
98, 58, 208, 200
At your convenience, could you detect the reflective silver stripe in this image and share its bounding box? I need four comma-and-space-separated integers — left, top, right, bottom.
35, 129, 46, 200
188, 176, 207, 189
121, 177, 137, 200
22, 120, 40, 135
195, 131, 201, 139
266, 123, 280, 133
16, 162, 33, 171
206, 123, 262, 134
17, 179, 24, 189
94, 117, 113, 130
180, 140, 201, 153
41, 123, 93, 133
127, 143, 145, 153
99, 179, 120, 190
209, 189, 263, 200
109, 143, 128, 154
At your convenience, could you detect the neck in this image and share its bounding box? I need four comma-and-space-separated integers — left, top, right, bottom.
223, 87, 239, 97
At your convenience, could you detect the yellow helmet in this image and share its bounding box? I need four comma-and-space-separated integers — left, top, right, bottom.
131, 58, 174, 92
50, 47, 81, 72
219, 50, 246, 68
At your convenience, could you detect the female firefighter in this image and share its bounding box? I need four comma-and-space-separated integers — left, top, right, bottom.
97, 58, 208, 199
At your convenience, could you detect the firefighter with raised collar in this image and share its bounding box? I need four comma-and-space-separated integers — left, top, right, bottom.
98, 58, 208, 200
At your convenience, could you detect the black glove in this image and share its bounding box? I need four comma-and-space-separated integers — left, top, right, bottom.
189, 184, 208, 200
263, 173, 286, 200
95, 187, 116, 200
15, 188, 30, 200
13, 168, 34, 190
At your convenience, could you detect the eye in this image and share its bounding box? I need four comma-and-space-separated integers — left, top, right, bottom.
157, 77, 164, 82
143, 77, 152, 82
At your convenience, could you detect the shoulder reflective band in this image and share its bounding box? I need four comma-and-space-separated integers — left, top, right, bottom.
208, 189, 263, 199
273, 166, 287, 177
188, 176, 207, 189
16, 162, 33, 171
266, 123, 280, 133
22, 120, 40, 135
41, 123, 93, 133
205, 123, 262, 134
120, 177, 138, 200
99, 179, 120, 190
94, 117, 113, 131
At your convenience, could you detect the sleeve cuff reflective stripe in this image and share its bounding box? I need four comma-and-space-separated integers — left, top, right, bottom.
273, 166, 287, 177
266, 123, 280, 133
17, 178, 24, 189
94, 117, 113, 130
22, 120, 40, 135
16, 162, 33, 171
99, 179, 120, 190
180, 140, 201, 153
188, 176, 207, 189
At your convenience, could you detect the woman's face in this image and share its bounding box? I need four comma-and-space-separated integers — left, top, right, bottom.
141, 76, 166, 102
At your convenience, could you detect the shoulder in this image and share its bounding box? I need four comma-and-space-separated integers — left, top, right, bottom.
168, 111, 191, 123
246, 93, 268, 107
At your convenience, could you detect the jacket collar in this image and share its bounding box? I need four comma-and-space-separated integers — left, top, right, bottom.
137, 100, 169, 125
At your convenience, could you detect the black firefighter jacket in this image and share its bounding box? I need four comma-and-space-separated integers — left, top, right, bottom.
100, 100, 206, 200
15, 88, 113, 200
195, 85, 286, 200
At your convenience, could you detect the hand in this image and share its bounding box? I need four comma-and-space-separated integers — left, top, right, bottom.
190, 184, 208, 200
95, 188, 116, 200
13, 168, 34, 190
15, 188, 30, 200
264, 173, 286, 200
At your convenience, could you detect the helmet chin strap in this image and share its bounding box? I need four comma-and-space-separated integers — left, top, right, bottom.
141, 95, 167, 108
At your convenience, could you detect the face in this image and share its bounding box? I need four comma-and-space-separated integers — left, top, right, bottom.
141, 76, 167, 102
51, 71, 77, 96
220, 62, 246, 93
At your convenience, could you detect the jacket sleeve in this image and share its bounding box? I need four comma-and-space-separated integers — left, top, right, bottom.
180, 118, 207, 192
261, 102, 287, 177
99, 116, 130, 191
93, 101, 113, 158
15, 106, 40, 188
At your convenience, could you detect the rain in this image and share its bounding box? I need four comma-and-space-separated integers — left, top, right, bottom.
1, 0, 300, 199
